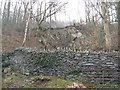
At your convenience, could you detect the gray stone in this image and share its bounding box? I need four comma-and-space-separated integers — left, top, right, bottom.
5, 47, 119, 84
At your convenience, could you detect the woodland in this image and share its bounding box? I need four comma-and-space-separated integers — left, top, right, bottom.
1, 0, 120, 89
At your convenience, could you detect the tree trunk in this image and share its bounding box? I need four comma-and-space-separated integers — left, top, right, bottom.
22, 16, 30, 46
103, 20, 112, 50
91, 24, 99, 50
23, 2, 29, 22
2, 2, 6, 22
118, 1, 120, 50
7, 1, 10, 21
12, 2, 17, 24
101, 2, 112, 50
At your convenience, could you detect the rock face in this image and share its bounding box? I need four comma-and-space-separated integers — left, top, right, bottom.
8, 47, 119, 84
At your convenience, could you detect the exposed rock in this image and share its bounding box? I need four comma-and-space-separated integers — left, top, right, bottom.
67, 83, 87, 88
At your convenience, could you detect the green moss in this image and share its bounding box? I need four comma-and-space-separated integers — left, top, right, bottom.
2, 53, 13, 61
85, 43, 91, 50
33, 54, 61, 68
42, 76, 75, 88
4, 71, 118, 88
29, 76, 77, 88
67, 68, 82, 75
84, 82, 119, 88
2, 52, 13, 68
3, 71, 78, 88
84, 82, 98, 88
3, 71, 30, 88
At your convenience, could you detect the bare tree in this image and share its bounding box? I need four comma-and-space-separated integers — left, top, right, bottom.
21, 0, 67, 47
23, 1, 29, 22
118, 1, 120, 50
84, 0, 100, 50
7, 0, 11, 21
22, 13, 30, 46
2, 1, 7, 25
22, 1, 33, 46
84, 0, 91, 23
86, 0, 112, 50
12, 2, 17, 24
101, 2, 112, 50
17, 1, 22, 25
33, 1, 67, 30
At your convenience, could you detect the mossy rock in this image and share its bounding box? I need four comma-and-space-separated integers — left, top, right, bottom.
3, 70, 118, 88
2, 71, 79, 88
29, 76, 76, 88
67, 68, 82, 75
2, 52, 13, 68
33, 54, 61, 68
83, 82, 119, 89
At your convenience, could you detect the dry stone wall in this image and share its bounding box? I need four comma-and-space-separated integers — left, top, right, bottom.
8, 47, 120, 84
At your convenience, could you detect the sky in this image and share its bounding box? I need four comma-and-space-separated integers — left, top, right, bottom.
0, 0, 86, 23
56, 0, 86, 22
0, 0, 118, 23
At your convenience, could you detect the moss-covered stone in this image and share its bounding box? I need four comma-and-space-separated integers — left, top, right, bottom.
2, 71, 79, 88
2, 52, 13, 68
3, 48, 120, 85
33, 54, 61, 68
67, 68, 82, 75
